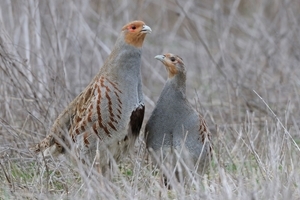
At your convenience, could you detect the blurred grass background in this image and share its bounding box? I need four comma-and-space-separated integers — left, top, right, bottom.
0, 0, 300, 199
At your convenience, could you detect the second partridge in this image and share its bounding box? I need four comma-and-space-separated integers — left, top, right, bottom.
145, 53, 212, 184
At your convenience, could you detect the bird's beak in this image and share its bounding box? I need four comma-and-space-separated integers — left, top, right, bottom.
141, 24, 152, 34
154, 55, 165, 62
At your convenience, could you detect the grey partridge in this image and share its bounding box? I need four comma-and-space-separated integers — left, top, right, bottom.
32, 21, 151, 174
145, 53, 212, 185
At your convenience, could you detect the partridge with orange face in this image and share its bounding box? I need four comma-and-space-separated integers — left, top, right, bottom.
145, 53, 212, 185
32, 21, 151, 174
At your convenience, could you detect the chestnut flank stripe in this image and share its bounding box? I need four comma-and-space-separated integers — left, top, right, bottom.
83, 132, 90, 146
106, 78, 122, 94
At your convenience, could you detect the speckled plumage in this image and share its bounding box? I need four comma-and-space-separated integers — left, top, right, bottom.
32, 21, 151, 174
145, 53, 212, 185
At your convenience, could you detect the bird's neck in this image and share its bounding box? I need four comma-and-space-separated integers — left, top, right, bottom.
161, 76, 187, 103
103, 39, 142, 80
167, 74, 186, 96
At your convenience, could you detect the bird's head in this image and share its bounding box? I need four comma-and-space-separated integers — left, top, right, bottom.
155, 53, 185, 78
122, 20, 152, 48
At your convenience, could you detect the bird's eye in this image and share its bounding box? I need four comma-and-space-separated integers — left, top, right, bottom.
170, 57, 176, 62
131, 25, 136, 30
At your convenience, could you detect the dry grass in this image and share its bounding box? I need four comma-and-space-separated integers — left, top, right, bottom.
1, 0, 300, 199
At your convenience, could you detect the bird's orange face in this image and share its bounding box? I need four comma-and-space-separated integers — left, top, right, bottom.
155, 53, 184, 78
122, 20, 152, 48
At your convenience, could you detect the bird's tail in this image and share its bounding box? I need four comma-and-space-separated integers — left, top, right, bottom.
29, 134, 54, 152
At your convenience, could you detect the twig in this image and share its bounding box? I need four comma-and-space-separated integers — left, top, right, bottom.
0, 161, 13, 191
253, 90, 300, 152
